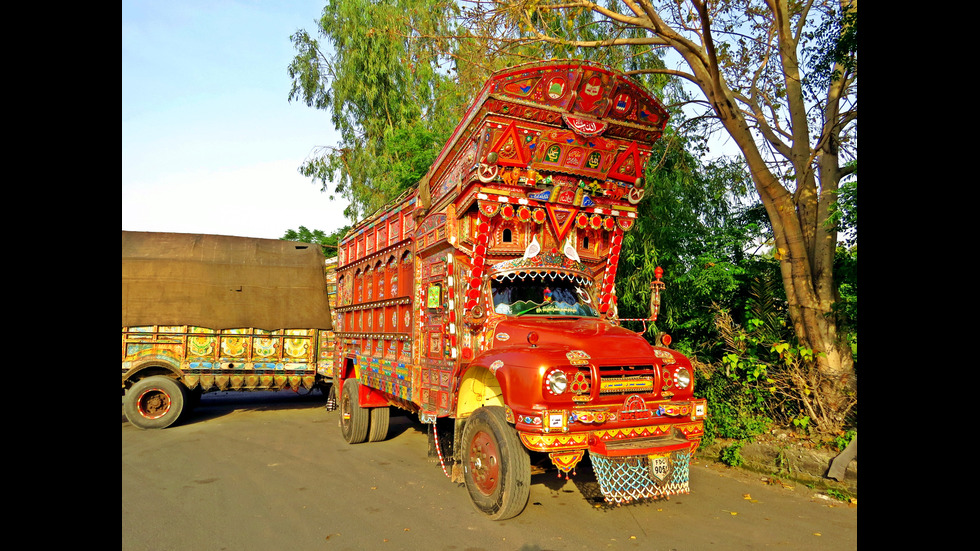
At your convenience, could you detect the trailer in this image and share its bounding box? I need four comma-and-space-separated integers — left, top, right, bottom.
121, 231, 335, 429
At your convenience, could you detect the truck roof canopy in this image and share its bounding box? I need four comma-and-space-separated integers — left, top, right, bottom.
122, 231, 333, 330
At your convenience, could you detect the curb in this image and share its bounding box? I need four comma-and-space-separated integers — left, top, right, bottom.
697, 437, 857, 496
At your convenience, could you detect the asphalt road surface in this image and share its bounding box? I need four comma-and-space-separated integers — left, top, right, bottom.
122, 390, 858, 551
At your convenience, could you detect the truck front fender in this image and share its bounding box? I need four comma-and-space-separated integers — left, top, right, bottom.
456, 364, 507, 419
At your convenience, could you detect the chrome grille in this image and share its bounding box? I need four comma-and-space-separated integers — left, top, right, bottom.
584, 364, 658, 396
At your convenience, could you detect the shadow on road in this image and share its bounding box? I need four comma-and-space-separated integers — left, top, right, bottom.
122, 387, 331, 427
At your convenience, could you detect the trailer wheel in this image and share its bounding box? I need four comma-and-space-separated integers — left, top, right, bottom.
339, 379, 369, 444
368, 406, 390, 442
461, 406, 531, 520
123, 376, 187, 430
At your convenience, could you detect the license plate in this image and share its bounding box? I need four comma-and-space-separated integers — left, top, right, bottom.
649, 454, 670, 481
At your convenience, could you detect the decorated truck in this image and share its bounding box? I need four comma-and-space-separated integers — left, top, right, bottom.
329, 60, 706, 520
121, 231, 336, 429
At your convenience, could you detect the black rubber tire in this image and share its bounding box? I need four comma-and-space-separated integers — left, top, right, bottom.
123, 376, 187, 430
339, 379, 369, 444
461, 406, 531, 520
368, 406, 390, 442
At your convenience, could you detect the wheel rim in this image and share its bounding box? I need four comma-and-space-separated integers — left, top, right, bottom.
468, 429, 501, 496
137, 388, 172, 420
340, 388, 352, 432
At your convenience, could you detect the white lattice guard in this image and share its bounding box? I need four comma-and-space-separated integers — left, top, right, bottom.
590, 450, 692, 503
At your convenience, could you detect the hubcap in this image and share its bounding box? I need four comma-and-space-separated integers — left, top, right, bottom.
137, 389, 171, 420
469, 430, 500, 496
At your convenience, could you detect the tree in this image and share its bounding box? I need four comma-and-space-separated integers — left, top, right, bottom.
288, 0, 486, 220
616, 129, 762, 348
453, 0, 857, 431
282, 225, 350, 257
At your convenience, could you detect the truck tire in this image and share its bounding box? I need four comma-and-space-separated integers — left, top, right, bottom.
461, 406, 531, 520
368, 406, 390, 442
339, 379, 369, 444
123, 375, 187, 430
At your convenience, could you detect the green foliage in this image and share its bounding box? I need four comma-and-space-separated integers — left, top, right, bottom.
828, 167, 857, 361
697, 367, 772, 446
803, 1, 858, 94
719, 441, 744, 467
614, 129, 763, 351
825, 488, 853, 502
289, 0, 475, 220
831, 429, 857, 452
834, 244, 857, 348
792, 416, 811, 434
826, 163, 857, 248
511, 7, 688, 106
282, 225, 350, 257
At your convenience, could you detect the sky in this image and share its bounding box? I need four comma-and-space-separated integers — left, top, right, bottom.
122, 0, 350, 241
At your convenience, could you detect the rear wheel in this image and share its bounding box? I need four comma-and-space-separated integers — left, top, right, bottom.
124, 376, 187, 430
462, 406, 531, 520
339, 379, 369, 444
368, 406, 390, 442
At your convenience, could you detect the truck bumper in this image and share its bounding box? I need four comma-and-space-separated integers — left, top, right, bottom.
518, 418, 703, 504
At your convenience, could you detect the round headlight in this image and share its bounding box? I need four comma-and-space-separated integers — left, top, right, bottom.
546, 369, 568, 395
673, 368, 691, 389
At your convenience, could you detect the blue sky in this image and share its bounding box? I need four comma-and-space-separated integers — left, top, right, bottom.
122, 0, 350, 240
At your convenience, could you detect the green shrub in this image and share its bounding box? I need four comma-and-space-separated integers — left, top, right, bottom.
719, 441, 745, 467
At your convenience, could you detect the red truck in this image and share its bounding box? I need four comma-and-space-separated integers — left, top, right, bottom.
329, 60, 706, 519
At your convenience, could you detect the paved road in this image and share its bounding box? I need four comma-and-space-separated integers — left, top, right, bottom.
122, 391, 857, 551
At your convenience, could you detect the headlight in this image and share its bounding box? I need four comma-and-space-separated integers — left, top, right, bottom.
673, 368, 691, 389
545, 369, 568, 395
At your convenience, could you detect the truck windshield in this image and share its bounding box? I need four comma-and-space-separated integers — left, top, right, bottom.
491, 275, 598, 317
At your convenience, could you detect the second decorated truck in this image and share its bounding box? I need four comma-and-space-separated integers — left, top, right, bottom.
329, 60, 706, 520
121, 231, 337, 429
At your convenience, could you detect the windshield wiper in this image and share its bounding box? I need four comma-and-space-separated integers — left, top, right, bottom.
514, 304, 542, 316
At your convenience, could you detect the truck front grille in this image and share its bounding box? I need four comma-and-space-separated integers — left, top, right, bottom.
587, 364, 657, 395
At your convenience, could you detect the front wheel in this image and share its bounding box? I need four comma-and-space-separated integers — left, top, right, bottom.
123, 376, 187, 430
461, 406, 531, 520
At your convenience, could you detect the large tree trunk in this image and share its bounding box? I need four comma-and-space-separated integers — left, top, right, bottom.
707, 76, 855, 433
672, 0, 857, 433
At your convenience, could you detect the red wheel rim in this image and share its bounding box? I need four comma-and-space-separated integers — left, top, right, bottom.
468, 430, 500, 496
137, 388, 172, 420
